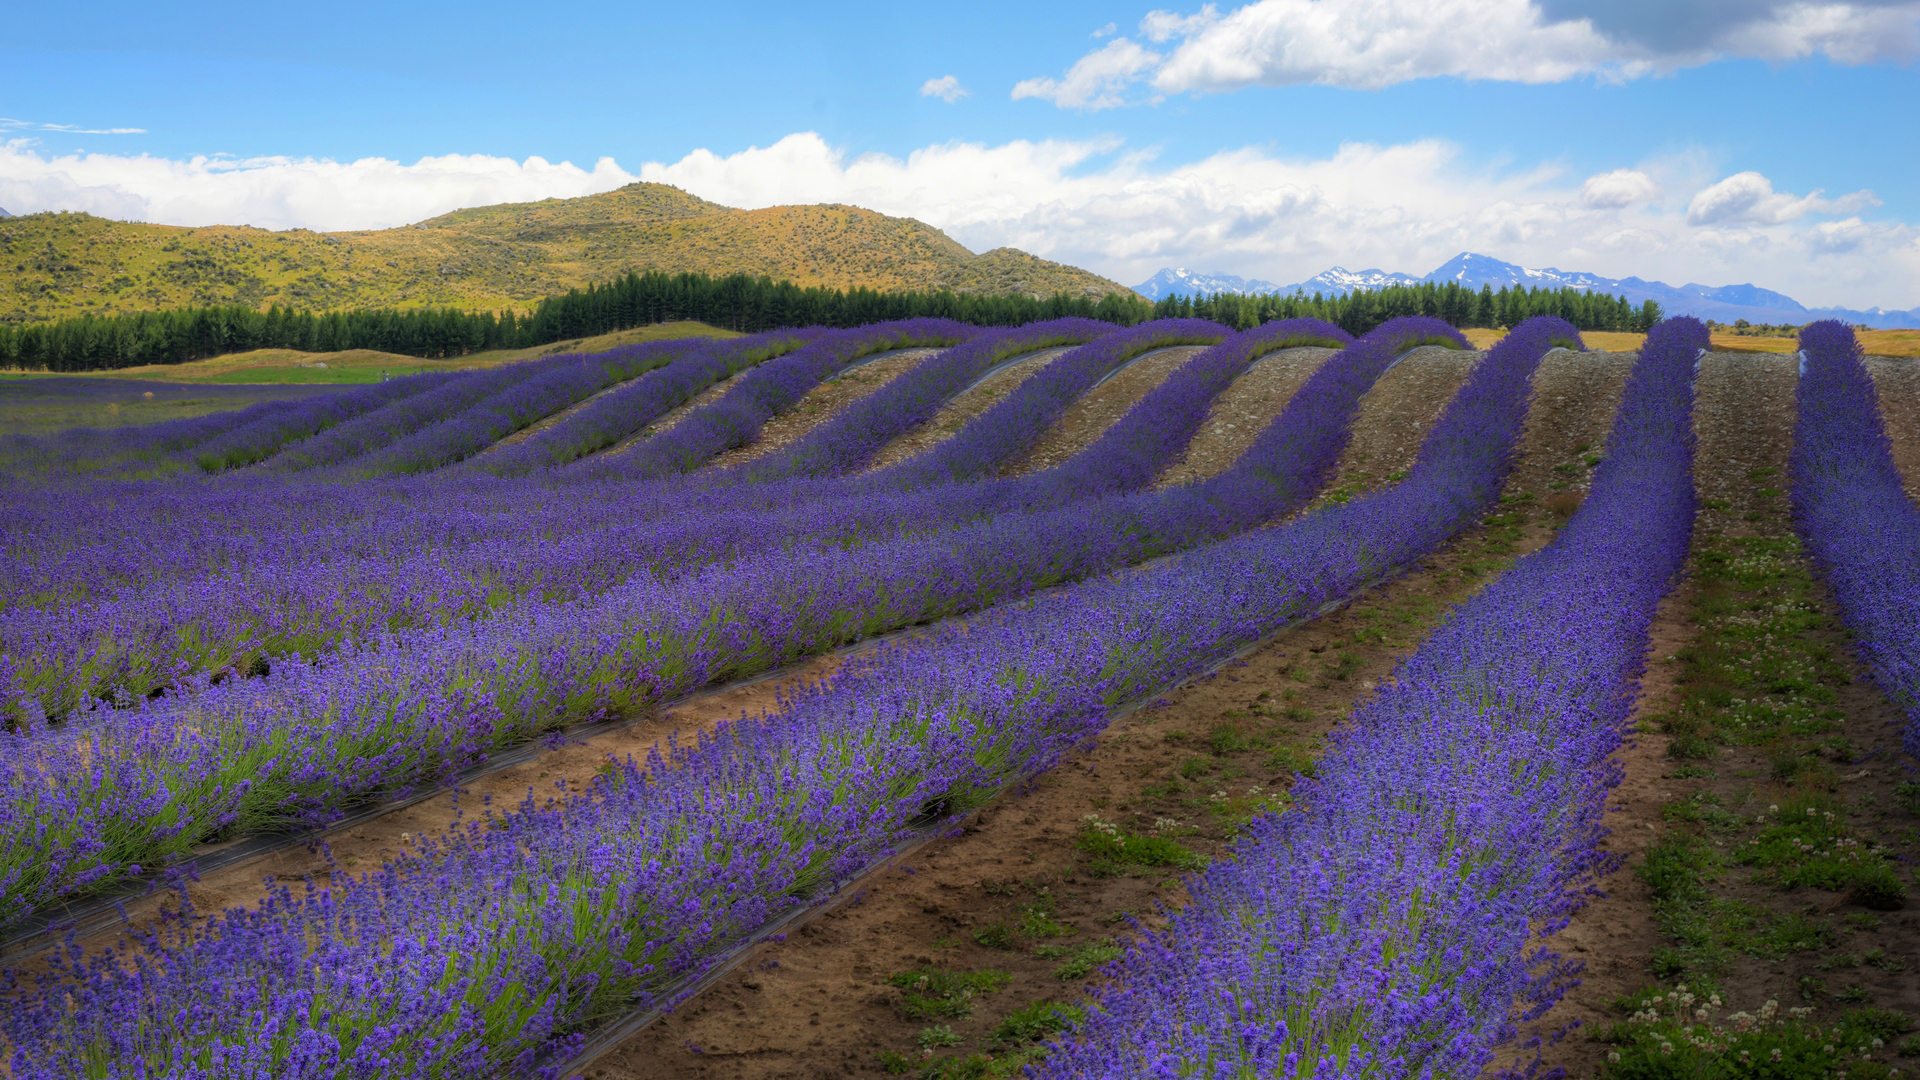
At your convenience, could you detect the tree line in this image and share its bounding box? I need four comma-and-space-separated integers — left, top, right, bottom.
0, 269, 1661, 372
1155, 279, 1662, 335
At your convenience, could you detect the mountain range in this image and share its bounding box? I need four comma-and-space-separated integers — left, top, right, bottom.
1135, 252, 1920, 329
0, 186, 1128, 323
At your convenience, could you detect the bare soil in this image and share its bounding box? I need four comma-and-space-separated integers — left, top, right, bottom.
706, 350, 940, 469
1152, 346, 1336, 488
1318, 345, 1481, 496
863, 349, 1072, 473
581, 348, 1631, 1079
999, 347, 1206, 477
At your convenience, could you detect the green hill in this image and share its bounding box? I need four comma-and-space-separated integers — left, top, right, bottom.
0, 185, 1132, 324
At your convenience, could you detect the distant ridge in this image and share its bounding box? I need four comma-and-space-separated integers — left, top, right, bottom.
0, 186, 1131, 323
1136, 252, 1920, 329
1134, 267, 1284, 299
0, 207, 11, 218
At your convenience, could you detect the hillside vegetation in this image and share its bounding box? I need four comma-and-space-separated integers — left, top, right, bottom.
0, 184, 1129, 323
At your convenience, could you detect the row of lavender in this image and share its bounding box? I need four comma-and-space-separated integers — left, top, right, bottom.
0, 317, 1570, 1078
1038, 318, 1703, 1077
0, 319, 1069, 615
0, 321, 945, 610
0, 320, 1228, 721
1791, 321, 1920, 758
0, 316, 1377, 927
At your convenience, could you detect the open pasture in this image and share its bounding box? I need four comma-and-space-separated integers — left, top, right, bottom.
1, 314, 1916, 1079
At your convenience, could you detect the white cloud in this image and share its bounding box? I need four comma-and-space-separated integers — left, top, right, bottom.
1685, 170, 1878, 226
1580, 168, 1661, 209
2, 132, 1913, 311
1018, 0, 1920, 100
1011, 38, 1163, 109
639, 132, 1918, 311
2, 117, 147, 136
0, 142, 636, 231
1141, 4, 1221, 42
920, 75, 969, 103
1092, 21, 1119, 37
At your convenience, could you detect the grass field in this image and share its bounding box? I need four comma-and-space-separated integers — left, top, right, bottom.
0, 378, 345, 437
0, 321, 739, 385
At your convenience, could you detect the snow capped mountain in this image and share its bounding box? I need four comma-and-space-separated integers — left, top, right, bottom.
1132, 252, 1920, 328
1133, 267, 1283, 301
1291, 266, 1424, 294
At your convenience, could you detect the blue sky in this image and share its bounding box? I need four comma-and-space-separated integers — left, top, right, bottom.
3, 0, 1918, 308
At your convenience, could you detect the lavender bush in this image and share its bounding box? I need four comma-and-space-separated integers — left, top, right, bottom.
573, 318, 978, 482
470, 329, 823, 476
1790, 320, 1920, 758
191, 371, 459, 472
0, 318, 1416, 923
0, 319, 1557, 1077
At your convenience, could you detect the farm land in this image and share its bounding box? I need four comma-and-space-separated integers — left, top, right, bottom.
0, 311, 1916, 1079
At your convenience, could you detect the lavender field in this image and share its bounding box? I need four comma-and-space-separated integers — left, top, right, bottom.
2, 316, 1916, 1079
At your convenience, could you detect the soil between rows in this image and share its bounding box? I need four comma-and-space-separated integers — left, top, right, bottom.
1151, 346, 1335, 489
1000, 347, 1204, 477
861, 349, 1069, 473
706, 349, 940, 469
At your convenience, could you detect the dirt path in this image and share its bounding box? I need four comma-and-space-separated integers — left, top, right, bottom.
581, 351, 1632, 1080
704, 350, 939, 469
1528, 352, 1920, 1078
861, 349, 1072, 474
1152, 347, 1337, 488
999, 347, 1206, 477
1865, 354, 1920, 500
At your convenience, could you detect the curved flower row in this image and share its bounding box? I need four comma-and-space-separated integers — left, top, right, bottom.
1036, 317, 1701, 1079
1, 318, 1545, 1077
190, 371, 460, 473
718, 317, 1123, 483
568, 318, 978, 482
466, 329, 825, 476
1790, 320, 1920, 758
0, 318, 1401, 926
0, 320, 1237, 719
338, 333, 808, 477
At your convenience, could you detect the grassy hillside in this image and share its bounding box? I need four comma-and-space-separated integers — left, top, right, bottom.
0, 185, 1131, 324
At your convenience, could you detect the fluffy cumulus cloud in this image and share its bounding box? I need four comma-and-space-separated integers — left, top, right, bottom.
919, 75, 969, 103
1580, 168, 1661, 209
1015, 0, 1920, 105
1685, 170, 1878, 225
0, 141, 636, 232
3, 132, 1913, 310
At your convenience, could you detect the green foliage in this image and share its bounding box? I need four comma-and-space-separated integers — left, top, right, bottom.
1599, 985, 1909, 1079
888, 966, 1013, 1021
0, 270, 1152, 372
1038, 941, 1123, 980
1737, 799, 1906, 909
1150, 279, 1659, 335
1075, 817, 1206, 876
991, 1000, 1085, 1046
